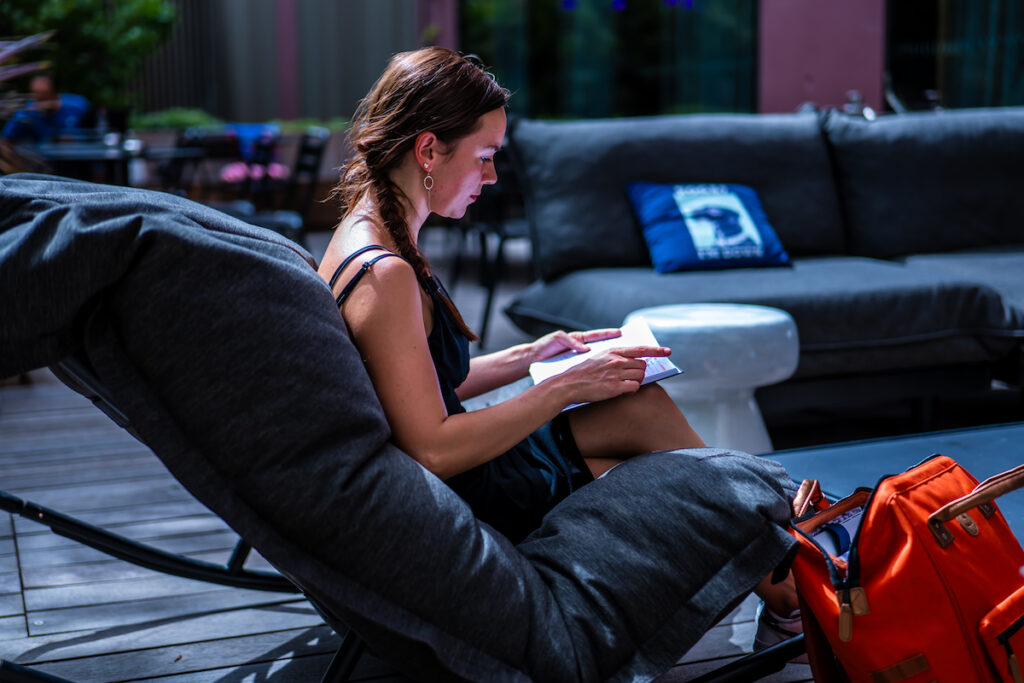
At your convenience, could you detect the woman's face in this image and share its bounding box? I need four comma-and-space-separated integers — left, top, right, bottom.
429, 107, 507, 219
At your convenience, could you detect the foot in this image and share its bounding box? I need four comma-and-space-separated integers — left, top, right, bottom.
753, 601, 808, 663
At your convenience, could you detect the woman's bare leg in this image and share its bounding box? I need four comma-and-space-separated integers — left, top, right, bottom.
568, 383, 704, 478
754, 572, 799, 615
569, 385, 801, 618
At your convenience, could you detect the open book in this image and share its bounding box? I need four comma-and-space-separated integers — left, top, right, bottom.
529, 317, 682, 410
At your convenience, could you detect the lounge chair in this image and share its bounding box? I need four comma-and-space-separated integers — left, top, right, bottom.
0, 174, 802, 682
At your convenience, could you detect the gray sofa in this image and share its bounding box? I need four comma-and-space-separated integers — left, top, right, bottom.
505, 107, 1024, 416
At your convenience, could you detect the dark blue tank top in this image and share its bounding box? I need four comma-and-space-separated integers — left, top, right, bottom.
329, 245, 470, 415
329, 246, 592, 543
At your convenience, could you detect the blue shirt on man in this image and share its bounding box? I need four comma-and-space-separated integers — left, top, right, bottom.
2, 93, 91, 143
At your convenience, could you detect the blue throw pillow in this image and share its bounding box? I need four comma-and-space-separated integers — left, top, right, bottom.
627, 182, 790, 273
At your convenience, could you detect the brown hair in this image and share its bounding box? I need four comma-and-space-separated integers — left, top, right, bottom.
335, 47, 509, 341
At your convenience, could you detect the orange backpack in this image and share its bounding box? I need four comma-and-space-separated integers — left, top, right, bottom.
791, 455, 1024, 682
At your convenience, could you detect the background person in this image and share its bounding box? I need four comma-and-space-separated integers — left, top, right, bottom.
1, 74, 90, 144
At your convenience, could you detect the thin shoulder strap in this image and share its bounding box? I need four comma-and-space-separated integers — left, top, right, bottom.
329, 245, 405, 308
328, 244, 391, 289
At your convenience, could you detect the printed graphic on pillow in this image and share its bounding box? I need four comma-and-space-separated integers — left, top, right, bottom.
627, 182, 790, 273
673, 185, 765, 260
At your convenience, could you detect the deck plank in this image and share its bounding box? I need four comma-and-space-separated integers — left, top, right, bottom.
0, 571, 22, 594
0, 615, 28, 641
0, 591, 24, 618
27, 626, 341, 682
0, 554, 19, 575
15, 515, 232, 551
24, 573, 234, 611
18, 530, 240, 573
2, 603, 323, 664
12, 500, 214, 534
4, 478, 196, 514
25, 588, 303, 637
23, 548, 275, 588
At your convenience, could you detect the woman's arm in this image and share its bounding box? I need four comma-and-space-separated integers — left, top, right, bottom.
340, 259, 663, 480
456, 328, 623, 400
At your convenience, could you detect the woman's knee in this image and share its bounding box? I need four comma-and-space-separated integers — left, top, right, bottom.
570, 383, 705, 458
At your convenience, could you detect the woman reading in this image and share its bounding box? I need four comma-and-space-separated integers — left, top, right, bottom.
318, 46, 801, 651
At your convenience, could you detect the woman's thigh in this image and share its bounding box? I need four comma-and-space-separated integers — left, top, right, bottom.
568, 383, 705, 463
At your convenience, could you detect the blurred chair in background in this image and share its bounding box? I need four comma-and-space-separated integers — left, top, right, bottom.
453, 142, 531, 347
222, 125, 330, 248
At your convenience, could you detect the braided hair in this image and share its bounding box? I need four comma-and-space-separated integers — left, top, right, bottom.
334, 47, 510, 340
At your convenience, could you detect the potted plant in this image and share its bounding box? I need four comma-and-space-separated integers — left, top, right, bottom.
0, 0, 177, 131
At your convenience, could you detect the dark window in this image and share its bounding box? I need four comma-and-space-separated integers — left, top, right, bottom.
461, 0, 757, 119
888, 0, 1024, 110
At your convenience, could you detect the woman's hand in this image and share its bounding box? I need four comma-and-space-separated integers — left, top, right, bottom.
529, 328, 622, 364
555, 345, 670, 405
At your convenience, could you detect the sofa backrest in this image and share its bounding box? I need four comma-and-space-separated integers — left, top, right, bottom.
823, 107, 1024, 258
508, 112, 847, 281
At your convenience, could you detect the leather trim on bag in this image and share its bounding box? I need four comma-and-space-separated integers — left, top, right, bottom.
870, 653, 930, 682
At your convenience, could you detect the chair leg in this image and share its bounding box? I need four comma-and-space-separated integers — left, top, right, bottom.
0, 660, 75, 683
478, 233, 507, 349
688, 634, 805, 682
447, 223, 471, 289
319, 632, 367, 683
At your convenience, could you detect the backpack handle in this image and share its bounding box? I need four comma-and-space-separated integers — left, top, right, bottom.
928, 463, 1024, 547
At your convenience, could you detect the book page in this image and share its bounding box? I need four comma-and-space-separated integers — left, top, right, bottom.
529, 318, 682, 408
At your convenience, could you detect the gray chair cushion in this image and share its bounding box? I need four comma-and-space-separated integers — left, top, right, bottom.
508, 113, 847, 282
506, 257, 1022, 379
823, 107, 1024, 258
0, 175, 798, 682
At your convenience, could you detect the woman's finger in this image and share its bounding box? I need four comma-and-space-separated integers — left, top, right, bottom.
615, 345, 671, 358
578, 328, 622, 343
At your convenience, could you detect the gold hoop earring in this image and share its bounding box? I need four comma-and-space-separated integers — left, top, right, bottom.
423, 172, 434, 212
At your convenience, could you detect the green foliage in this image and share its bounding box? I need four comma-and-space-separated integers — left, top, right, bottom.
0, 0, 177, 108
129, 107, 223, 131
128, 109, 350, 135
271, 117, 349, 135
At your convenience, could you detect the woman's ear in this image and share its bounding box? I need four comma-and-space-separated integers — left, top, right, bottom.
413, 131, 439, 170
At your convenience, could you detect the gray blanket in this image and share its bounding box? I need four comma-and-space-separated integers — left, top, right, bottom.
0, 174, 797, 682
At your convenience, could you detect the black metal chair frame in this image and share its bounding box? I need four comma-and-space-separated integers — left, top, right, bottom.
0, 355, 804, 682
450, 145, 532, 348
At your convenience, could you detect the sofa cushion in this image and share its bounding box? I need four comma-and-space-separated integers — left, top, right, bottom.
823, 107, 1024, 258
506, 257, 1022, 379
628, 182, 790, 272
0, 174, 798, 682
901, 247, 1024, 325
508, 112, 846, 281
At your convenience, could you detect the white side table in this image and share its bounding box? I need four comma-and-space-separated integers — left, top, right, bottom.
624, 304, 799, 454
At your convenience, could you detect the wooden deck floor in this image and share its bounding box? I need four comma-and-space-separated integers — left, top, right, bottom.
0, 371, 812, 682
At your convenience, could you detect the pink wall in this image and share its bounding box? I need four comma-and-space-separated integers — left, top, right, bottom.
274, 0, 300, 120
758, 0, 886, 113
418, 0, 459, 50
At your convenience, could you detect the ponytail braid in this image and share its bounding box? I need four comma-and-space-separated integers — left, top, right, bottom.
375, 179, 480, 342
